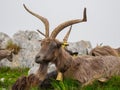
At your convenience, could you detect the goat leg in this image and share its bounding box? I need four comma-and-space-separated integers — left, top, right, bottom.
12, 74, 41, 90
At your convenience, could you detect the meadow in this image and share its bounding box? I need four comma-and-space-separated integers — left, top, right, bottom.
0, 67, 120, 90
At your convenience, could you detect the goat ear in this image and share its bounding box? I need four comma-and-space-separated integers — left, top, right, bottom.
57, 42, 63, 48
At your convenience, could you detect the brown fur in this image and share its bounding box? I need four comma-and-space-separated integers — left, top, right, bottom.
12, 5, 88, 89
12, 74, 40, 90
115, 47, 120, 56
35, 38, 120, 86
12, 76, 29, 90
12, 41, 120, 89
0, 49, 13, 62
13, 4, 120, 88
12, 63, 48, 90
89, 45, 119, 56
12, 44, 120, 89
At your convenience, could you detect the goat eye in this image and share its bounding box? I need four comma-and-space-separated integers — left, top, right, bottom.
49, 42, 57, 49
41, 43, 43, 46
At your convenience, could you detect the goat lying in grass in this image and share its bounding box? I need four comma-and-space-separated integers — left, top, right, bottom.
12, 4, 120, 90
12, 4, 87, 90
0, 49, 13, 62
35, 38, 120, 85
89, 45, 120, 57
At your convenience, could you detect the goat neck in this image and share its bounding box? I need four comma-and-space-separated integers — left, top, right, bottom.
36, 63, 48, 81
54, 47, 73, 73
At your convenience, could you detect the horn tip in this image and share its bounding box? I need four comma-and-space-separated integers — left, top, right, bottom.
23, 4, 27, 9
82, 7, 87, 22
23, 4, 25, 7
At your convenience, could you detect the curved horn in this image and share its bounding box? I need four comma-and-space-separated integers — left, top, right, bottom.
50, 8, 87, 38
23, 4, 49, 37
82, 8, 87, 21
63, 25, 72, 42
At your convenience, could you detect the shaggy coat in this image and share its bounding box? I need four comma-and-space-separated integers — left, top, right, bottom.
0, 49, 13, 62
89, 45, 119, 56
35, 38, 120, 86
12, 4, 120, 89
115, 47, 120, 56
12, 4, 87, 89
12, 63, 48, 90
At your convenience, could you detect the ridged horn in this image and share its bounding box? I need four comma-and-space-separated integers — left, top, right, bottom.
63, 25, 72, 42
23, 4, 49, 37
50, 8, 87, 38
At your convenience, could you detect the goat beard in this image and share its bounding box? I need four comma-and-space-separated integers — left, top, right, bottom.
12, 63, 49, 90
36, 62, 49, 81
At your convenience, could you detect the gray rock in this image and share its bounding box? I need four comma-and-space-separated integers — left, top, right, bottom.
12, 30, 42, 68
0, 31, 92, 75
28, 63, 56, 75
68, 40, 92, 55
0, 32, 13, 67
28, 63, 40, 75
0, 32, 12, 49
0, 31, 42, 68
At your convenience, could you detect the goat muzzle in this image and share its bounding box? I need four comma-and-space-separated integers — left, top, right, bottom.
35, 54, 49, 64
35, 55, 43, 64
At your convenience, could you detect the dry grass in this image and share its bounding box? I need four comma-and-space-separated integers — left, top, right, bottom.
6, 40, 21, 54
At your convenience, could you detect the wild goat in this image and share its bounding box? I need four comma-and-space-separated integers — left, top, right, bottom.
35, 39, 120, 84
12, 4, 87, 90
12, 4, 120, 90
0, 49, 13, 62
31, 8, 120, 87
89, 45, 120, 57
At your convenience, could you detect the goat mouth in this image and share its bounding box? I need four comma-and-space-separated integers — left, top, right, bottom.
8, 59, 13, 62
35, 60, 44, 64
35, 59, 49, 64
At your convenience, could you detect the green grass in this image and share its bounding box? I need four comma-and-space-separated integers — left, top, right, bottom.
51, 76, 120, 90
51, 78, 81, 90
82, 76, 120, 90
0, 67, 120, 90
0, 67, 29, 90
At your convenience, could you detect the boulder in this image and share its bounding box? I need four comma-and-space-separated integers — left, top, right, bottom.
12, 30, 42, 68
0, 31, 92, 74
0, 32, 12, 67
0, 32, 12, 49
68, 40, 92, 55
